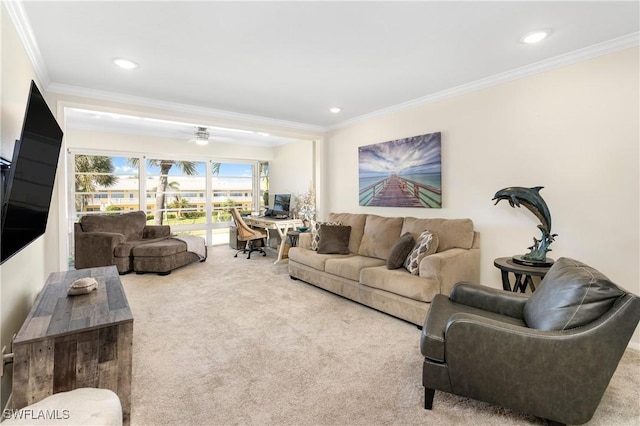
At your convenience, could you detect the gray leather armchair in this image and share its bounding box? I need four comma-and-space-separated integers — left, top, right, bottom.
420, 257, 640, 425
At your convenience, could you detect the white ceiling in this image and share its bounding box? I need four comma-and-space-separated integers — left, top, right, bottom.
10, 1, 640, 143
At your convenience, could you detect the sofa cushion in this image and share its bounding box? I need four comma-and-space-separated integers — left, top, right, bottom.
80, 211, 147, 241
524, 257, 626, 331
327, 213, 367, 254
318, 225, 351, 254
113, 237, 169, 257
325, 256, 386, 282
288, 247, 352, 271
361, 265, 441, 303
387, 232, 415, 270
401, 217, 474, 252
309, 220, 341, 251
404, 230, 438, 275
131, 238, 187, 257
358, 215, 404, 260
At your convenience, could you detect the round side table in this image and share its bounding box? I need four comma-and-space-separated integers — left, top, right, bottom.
493, 257, 553, 293
287, 230, 300, 247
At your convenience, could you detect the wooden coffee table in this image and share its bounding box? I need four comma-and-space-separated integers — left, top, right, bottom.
12, 266, 133, 422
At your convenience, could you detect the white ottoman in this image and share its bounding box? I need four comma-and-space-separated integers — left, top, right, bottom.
3, 388, 122, 426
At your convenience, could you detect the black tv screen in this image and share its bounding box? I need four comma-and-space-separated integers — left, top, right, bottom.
273, 194, 291, 216
1, 81, 63, 264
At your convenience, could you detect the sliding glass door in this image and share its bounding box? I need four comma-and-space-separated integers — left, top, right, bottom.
70, 151, 265, 265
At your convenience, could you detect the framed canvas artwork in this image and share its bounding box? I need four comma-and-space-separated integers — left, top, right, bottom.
358, 132, 441, 208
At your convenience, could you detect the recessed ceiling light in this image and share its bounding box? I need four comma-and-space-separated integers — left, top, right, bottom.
520, 30, 551, 44
329, 107, 342, 114
112, 58, 139, 70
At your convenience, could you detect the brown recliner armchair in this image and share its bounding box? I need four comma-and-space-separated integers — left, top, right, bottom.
420, 257, 640, 425
74, 210, 171, 273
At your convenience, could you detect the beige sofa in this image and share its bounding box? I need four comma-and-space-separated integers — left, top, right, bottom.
288, 213, 480, 326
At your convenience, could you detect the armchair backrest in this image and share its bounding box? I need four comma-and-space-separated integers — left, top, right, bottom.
524, 257, 627, 331
78, 211, 147, 241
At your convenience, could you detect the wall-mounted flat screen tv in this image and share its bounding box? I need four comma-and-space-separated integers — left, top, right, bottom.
273, 194, 291, 217
1, 81, 63, 264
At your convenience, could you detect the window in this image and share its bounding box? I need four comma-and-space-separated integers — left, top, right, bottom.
145, 158, 206, 226
70, 152, 266, 263
73, 154, 139, 221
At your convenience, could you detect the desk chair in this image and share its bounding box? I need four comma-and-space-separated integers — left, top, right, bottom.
230, 208, 267, 259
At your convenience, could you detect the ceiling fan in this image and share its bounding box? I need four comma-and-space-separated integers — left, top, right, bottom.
186, 126, 234, 145
191, 126, 210, 145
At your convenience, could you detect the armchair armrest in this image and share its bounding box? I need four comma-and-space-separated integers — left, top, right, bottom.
74, 231, 126, 269
450, 282, 528, 319
143, 225, 171, 239
419, 247, 480, 295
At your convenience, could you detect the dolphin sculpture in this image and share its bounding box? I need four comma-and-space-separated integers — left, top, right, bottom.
492, 186, 557, 262
492, 186, 551, 234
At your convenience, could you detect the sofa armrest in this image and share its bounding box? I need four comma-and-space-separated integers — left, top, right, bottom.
450, 282, 528, 319
298, 232, 312, 250
419, 247, 480, 296
143, 225, 171, 239
74, 231, 126, 269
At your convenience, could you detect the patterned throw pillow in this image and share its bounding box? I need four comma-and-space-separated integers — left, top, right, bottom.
309, 220, 341, 251
403, 230, 439, 275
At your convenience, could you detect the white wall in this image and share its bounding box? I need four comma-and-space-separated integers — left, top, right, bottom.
326, 48, 639, 347
268, 140, 315, 209
0, 6, 63, 409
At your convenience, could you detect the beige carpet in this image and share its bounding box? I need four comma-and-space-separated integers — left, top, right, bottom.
121, 245, 640, 425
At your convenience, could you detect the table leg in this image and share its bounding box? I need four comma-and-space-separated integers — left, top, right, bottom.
274, 225, 291, 264
513, 273, 526, 293
500, 270, 511, 291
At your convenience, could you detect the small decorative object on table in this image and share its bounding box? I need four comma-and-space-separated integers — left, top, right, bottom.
492, 186, 557, 267
67, 277, 98, 295
297, 226, 309, 232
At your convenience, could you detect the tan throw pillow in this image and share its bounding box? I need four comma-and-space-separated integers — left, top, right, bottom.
310, 220, 341, 251
404, 230, 439, 275
387, 232, 415, 270
317, 225, 351, 254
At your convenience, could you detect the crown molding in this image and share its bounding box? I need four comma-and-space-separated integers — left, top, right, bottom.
46, 83, 326, 135
4, 0, 50, 86
330, 32, 640, 131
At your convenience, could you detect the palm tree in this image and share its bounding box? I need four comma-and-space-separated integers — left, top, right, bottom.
74, 155, 118, 212
128, 158, 197, 225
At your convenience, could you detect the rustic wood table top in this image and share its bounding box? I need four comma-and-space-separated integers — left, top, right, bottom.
14, 265, 133, 344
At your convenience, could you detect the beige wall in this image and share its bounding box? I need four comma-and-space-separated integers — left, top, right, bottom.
0, 6, 62, 409
326, 47, 640, 347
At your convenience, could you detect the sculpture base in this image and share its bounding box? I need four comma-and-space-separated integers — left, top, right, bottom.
512, 255, 554, 268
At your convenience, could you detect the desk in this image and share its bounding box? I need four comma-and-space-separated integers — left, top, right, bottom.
493, 257, 553, 293
12, 266, 133, 422
245, 217, 303, 263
